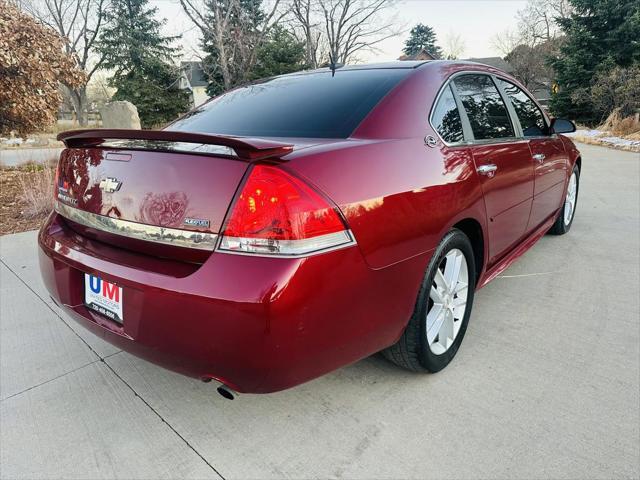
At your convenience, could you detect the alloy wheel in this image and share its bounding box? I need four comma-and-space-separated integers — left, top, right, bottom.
564, 172, 578, 226
427, 248, 469, 355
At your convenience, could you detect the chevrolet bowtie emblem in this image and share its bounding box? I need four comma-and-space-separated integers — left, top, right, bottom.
99, 177, 122, 193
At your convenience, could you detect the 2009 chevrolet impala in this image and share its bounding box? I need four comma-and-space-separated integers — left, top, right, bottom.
39, 60, 580, 396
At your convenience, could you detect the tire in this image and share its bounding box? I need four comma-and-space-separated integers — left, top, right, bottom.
383, 228, 476, 373
549, 164, 580, 235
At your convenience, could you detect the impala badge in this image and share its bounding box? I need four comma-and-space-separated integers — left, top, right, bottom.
184, 217, 210, 228
99, 177, 122, 193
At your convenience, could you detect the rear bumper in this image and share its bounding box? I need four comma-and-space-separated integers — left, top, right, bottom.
38, 212, 427, 393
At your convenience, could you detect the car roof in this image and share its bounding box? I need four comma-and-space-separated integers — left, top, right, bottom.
285, 61, 430, 77
297, 60, 510, 78
335, 61, 429, 70
424, 59, 512, 75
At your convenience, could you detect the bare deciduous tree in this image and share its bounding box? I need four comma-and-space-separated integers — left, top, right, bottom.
21, 0, 108, 126
490, 0, 573, 90
291, 0, 322, 68
491, 29, 522, 57
492, 27, 555, 90
442, 30, 465, 60
517, 0, 572, 45
315, 0, 400, 65
492, 0, 573, 54
179, 0, 284, 92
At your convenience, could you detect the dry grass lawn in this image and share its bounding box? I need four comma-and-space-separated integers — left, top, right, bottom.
0, 164, 55, 235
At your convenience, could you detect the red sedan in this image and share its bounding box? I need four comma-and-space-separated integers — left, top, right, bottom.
38, 61, 581, 397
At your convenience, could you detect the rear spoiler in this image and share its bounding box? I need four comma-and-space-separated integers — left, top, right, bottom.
57, 129, 294, 161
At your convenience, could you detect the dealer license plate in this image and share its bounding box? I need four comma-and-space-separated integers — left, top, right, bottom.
84, 273, 123, 323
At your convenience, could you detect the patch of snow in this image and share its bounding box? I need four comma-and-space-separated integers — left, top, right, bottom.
566, 129, 640, 151
566, 129, 604, 138
599, 136, 640, 148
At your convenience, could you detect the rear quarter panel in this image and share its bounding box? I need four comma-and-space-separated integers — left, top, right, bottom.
286, 140, 486, 270
286, 63, 489, 272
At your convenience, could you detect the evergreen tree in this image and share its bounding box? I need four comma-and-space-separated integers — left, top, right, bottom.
97, 0, 191, 127
250, 26, 308, 80
550, 0, 640, 124
403, 24, 443, 59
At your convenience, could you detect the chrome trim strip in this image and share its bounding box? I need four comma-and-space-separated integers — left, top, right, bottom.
55, 201, 218, 251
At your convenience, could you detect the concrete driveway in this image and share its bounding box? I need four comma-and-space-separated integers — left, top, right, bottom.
1, 143, 638, 479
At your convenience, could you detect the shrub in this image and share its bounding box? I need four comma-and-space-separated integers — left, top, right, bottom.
589, 65, 640, 122
598, 108, 640, 136
0, 1, 85, 135
17, 164, 55, 218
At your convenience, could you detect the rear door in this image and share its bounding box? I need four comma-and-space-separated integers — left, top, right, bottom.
495, 78, 569, 230
451, 74, 534, 264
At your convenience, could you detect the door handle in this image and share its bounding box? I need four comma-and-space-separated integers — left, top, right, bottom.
533, 153, 546, 163
477, 164, 497, 177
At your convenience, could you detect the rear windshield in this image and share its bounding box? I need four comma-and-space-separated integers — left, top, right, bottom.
167, 69, 410, 138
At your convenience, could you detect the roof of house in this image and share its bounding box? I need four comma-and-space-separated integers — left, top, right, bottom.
462, 57, 514, 73
398, 49, 437, 61
181, 61, 208, 87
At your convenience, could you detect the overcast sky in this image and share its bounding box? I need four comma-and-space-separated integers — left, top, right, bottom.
154, 0, 528, 62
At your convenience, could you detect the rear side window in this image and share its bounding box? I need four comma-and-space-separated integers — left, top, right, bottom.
167, 69, 410, 138
431, 84, 464, 144
496, 78, 547, 137
452, 74, 515, 140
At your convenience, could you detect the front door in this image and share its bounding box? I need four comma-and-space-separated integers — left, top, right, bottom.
494, 78, 569, 230
528, 137, 569, 229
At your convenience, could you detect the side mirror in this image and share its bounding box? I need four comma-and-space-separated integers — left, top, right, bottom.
550, 118, 576, 134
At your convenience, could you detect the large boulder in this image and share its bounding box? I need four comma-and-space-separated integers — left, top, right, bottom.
100, 101, 141, 129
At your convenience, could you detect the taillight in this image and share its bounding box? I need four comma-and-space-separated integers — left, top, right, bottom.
217, 164, 355, 257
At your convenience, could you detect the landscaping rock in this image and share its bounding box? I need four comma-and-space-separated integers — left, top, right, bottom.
100, 101, 141, 129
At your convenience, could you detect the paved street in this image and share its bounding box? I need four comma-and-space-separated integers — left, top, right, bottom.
1, 143, 638, 479
0, 148, 62, 168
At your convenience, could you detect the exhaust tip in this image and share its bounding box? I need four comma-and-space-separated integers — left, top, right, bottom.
217, 385, 236, 400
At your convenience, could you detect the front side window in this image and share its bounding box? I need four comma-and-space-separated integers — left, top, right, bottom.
431, 84, 464, 144
496, 78, 547, 137
452, 74, 515, 140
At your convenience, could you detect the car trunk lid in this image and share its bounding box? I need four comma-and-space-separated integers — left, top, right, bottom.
54, 130, 295, 262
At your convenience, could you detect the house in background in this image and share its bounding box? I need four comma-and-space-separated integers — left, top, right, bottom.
398, 49, 438, 61
179, 62, 210, 107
